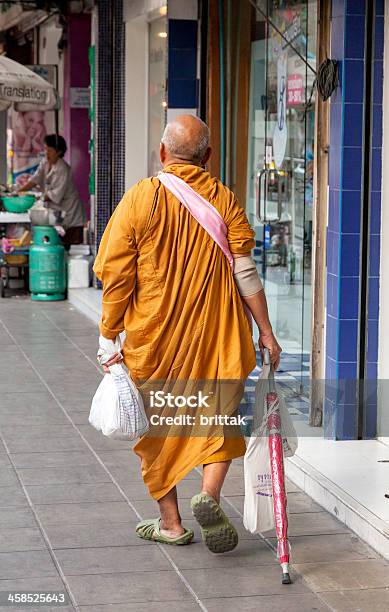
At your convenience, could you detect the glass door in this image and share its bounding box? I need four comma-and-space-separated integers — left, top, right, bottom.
246, 0, 317, 396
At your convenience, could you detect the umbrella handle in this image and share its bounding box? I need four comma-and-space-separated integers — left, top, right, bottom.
263, 348, 276, 392
263, 347, 271, 365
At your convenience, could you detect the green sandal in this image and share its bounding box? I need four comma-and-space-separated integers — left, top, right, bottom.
191, 493, 238, 554
136, 518, 194, 545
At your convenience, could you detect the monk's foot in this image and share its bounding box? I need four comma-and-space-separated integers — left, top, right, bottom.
191, 492, 238, 554
136, 518, 194, 545
201, 488, 220, 504
160, 522, 185, 539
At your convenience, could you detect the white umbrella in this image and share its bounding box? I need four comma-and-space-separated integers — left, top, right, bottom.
0, 55, 57, 111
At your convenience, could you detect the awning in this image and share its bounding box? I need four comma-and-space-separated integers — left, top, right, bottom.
0, 55, 57, 111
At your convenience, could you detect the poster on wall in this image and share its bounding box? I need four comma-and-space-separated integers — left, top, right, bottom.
10, 107, 55, 187
8, 64, 57, 187
273, 53, 288, 169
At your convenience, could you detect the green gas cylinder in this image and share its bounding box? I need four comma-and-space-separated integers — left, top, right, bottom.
29, 226, 66, 301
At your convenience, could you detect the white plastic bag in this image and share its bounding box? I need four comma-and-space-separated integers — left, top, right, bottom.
243, 433, 275, 534
89, 336, 149, 440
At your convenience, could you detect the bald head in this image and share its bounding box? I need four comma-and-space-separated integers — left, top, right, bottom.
160, 115, 210, 166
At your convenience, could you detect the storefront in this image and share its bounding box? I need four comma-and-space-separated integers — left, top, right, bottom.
205, 0, 320, 400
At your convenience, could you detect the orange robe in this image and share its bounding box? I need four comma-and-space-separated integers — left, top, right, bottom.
94, 164, 256, 500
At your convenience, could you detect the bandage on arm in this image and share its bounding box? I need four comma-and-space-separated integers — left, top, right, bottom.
233, 255, 263, 297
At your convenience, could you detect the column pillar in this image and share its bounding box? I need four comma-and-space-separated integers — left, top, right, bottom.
325, 0, 384, 439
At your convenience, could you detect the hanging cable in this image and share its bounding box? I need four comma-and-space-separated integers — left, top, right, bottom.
316, 59, 339, 101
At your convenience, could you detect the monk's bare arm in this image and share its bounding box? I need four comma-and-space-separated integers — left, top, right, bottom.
233, 252, 282, 369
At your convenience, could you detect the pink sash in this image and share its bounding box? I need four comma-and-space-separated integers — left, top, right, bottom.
158, 171, 253, 331
157, 171, 234, 270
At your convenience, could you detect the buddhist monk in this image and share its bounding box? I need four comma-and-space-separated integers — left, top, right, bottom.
94, 115, 281, 553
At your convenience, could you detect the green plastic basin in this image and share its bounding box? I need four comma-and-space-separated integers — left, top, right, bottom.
2, 195, 36, 213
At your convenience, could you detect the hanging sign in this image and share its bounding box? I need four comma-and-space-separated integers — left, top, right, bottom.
287, 73, 304, 106
70, 87, 90, 109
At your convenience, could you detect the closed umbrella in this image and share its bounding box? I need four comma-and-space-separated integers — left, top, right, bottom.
264, 349, 291, 585
0, 55, 57, 111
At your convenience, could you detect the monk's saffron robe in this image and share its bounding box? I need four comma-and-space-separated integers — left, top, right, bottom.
94, 163, 256, 500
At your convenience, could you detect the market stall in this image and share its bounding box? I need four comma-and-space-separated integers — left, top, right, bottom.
0, 55, 56, 297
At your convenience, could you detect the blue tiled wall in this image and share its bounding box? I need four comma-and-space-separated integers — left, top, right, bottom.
168, 19, 199, 109
325, 0, 383, 439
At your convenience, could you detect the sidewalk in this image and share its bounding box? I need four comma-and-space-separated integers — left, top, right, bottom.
1, 299, 389, 611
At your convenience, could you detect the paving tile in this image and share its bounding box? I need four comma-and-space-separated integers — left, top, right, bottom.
0, 371, 38, 385
0, 455, 10, 468
219, 477, 246, 496
225, 492, 323, 516
119, 481, 160, 501
12, 334, 65, 346
0, 485, 29, 508
0, 550, 58, 579
66, 410, 91, 425
10, 451, 98, 469
44, 372, 101, 387
0, 527, 46, 553
0, 507, 36, 529
47, 383, 100, 399
56, 545, 171, 575
269, 533, 379, 563
319, 587, 389, 611
18, 465, 112, 486
95, 449, 141, 468
0, 392, 55, 411
97, 463, 144, 483
182, 469, 202, 480
25, 482, 123, 505
285, 479, 301, 493
0, 425, 77, 440
78, 603, 199, 611
267, 512, 350, 538
0, 382, 45, 393
44, 521, 150, 549
35, 501, 137, 526
66, 571, 190, 606
61, 400, 93, 412
76, 425, 131, 450
0, 413, 69, 426
6, 436, 86, 453
203, 593, 328, 611
166, 539, 277, 569
181, 566, 308, 598
294, 559, 389, 592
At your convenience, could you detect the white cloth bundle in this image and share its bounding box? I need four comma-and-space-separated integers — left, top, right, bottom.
89, 336, 149, 440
